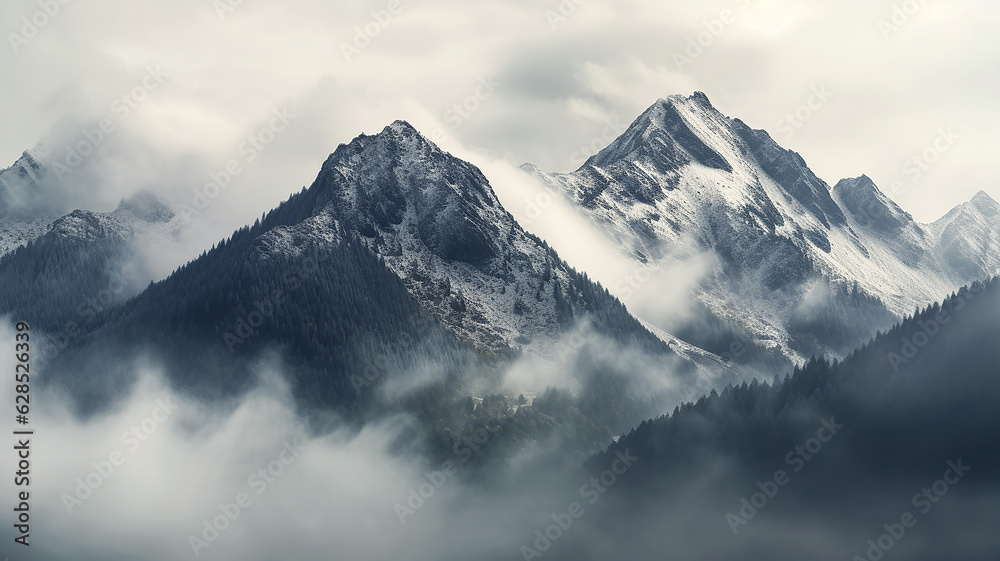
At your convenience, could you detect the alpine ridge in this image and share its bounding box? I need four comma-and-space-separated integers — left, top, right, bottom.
525, 92, 1000, 367
38, 121, 725, 435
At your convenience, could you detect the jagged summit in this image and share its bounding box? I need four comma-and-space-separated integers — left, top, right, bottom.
116, 190, 176, 223
528, 93, 1000, 365
0, 148, 49, 216
312, 120, 503, 263
0, 148, 61, 255
386, 119, 421, 135
969, 190, 1000, 217
585, 93, 732, 172
2, 147, 46, 175
833, 175, 911, 233
243, 121, 700, 368
324, 119, 442, 167
655, 91, 713, 108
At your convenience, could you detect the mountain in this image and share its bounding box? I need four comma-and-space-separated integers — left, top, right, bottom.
924, 189, 1000, 281
42, 122, 722, 437
0, 148, 60, 255
565, 277, 1000, 561
311, 121, 685, 362
0, 190, 185, 333
0, 147, 188, 334
525, 93, 1000, 368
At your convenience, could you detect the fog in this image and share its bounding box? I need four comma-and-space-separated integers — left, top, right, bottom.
2, 278, 999, 560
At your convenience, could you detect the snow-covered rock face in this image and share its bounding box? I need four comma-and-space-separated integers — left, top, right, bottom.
927, 190, 1000, 282
316, 121, 503, 264
0, 144, 187, 261
252, 120, 686, 368
41, 192, 181, 246
527, 92, 1000, 364
0, 148, 47, 215
0, 149, 59, 256
1, 146, 184, 257
277, 120, 606, 355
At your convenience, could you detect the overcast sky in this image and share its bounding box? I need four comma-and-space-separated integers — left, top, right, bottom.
1, 0, 997, 228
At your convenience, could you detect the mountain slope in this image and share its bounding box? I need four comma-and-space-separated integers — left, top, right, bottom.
568, 277, 1000, 561
43, 122, 721, 432
0, 191, 184, 332
925, 190, 1000, 281
0, 149, 59, 255
526, 93, 999, 367
314, 121, 685, 362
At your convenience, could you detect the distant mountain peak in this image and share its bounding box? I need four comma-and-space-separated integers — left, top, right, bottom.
585, 93, 732, 172
833, 175, 881, 200
309, 121, 505, 264
366, 119, 434, 149
385, 119, 420, 135
658, 91, 713, 108
833, 175, 910, 233
969, 190, 1000, 217
689, 90, 713, 106
0, 149, 49, 214
116, 190, 176, 223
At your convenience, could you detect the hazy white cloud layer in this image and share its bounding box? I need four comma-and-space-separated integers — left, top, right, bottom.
1, 0, 997, 246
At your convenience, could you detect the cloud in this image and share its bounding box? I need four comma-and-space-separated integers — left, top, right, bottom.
1, 0, 997, 234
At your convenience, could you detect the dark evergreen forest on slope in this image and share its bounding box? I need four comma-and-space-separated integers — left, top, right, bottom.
522, 277, 1000, 561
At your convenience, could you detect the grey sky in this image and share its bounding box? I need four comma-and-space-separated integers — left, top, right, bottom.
1, 0, 997, 228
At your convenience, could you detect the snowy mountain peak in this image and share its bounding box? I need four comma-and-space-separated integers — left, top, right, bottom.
528, 93, 1000, 366
0, 148, 50, 216
0, 148, 61, 255
969, 190, 1000, 217
332, 119, 441, 162
385, 119, 421, 136
116, 190, 176, 223
314, 121, 503, 263
48, 210, 117, 241
254, 121, 703, 365
11, 148, 46, 175
833, 175, 912, 233
658, 90, 713, 109
587, 93, 732, 172
689, 90, 713, 106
